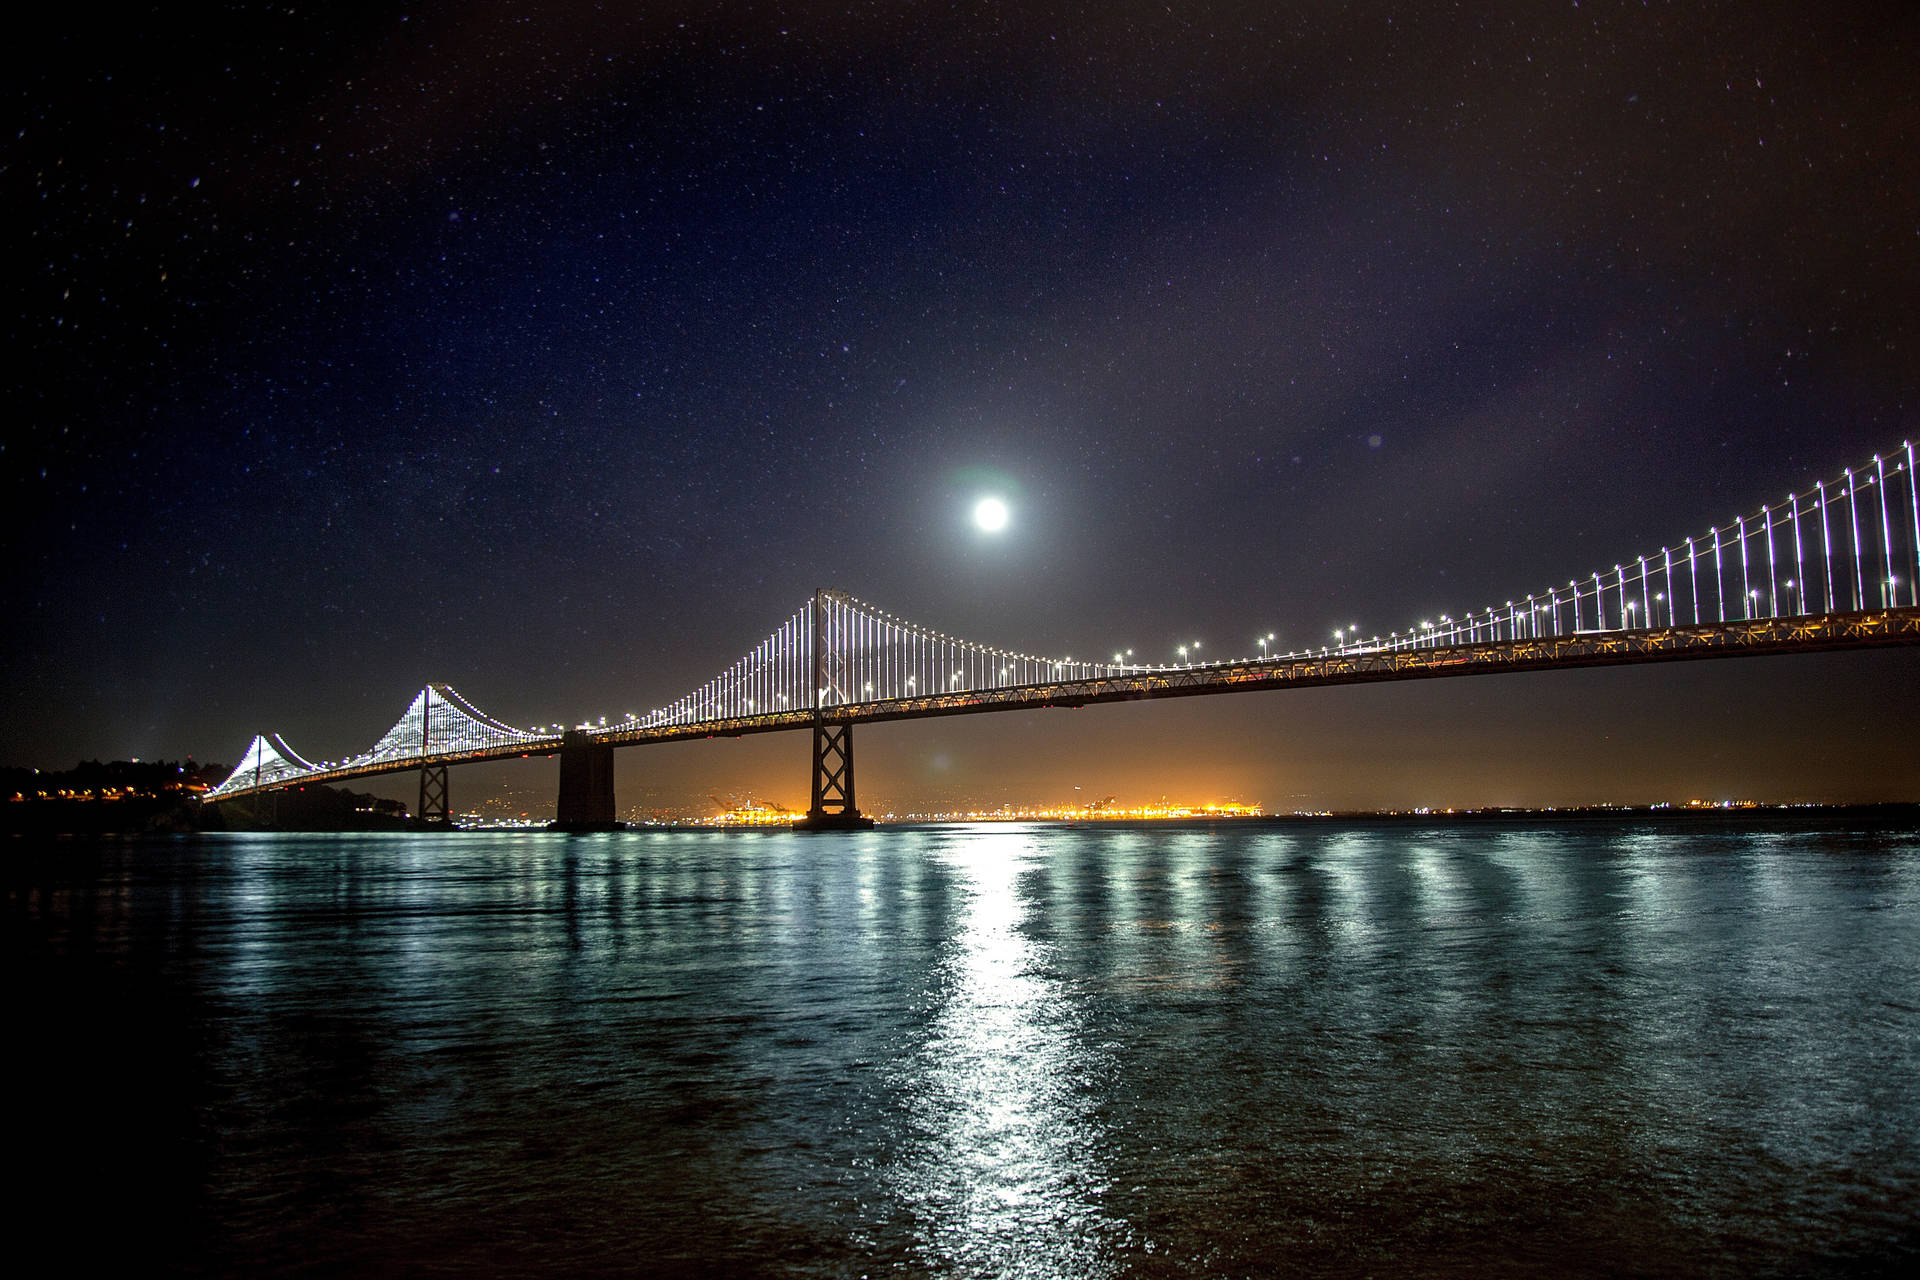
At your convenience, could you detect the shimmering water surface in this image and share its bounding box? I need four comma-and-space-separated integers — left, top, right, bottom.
11, 820, 1920, 1276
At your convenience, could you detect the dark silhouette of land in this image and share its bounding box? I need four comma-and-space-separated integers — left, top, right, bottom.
4, 759, 407, 834
8, 756, 1914, 836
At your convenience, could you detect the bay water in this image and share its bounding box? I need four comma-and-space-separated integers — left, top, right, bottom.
10, 819, 1918, 1276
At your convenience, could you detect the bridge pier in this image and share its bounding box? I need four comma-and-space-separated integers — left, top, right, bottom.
416, 763, 451, 826
553, 729, 620, 831
793, 719, 874, 831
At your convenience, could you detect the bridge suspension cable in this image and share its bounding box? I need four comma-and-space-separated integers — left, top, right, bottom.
206, 684, 546, 799
206, 440, 1918, 803
1347, 441, 1920, 656
597, 592, 1137, 732
217, 733, 320, 795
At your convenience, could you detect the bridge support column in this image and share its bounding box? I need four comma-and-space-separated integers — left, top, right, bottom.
793, 719, 874, 831
553, 729, 620, 831
795, 588, 873, 831
417, 763, 451, 826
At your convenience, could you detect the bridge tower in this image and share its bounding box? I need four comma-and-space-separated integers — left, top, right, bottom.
794, 588, 875, 831
416, 694, 451, 826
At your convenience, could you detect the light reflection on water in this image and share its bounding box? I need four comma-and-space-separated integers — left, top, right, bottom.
8, 819, 1920, 1276
892, 828, 1125, 1277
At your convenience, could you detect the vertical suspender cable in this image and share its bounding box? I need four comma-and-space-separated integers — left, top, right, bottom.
1712, 527, 1725, 622
1738, 516, 1751, 619
1763, 509, 1777, 617
1662, 550, 1674, 626
1687, 537, 1699, 624
1791, 495, 1805, 615
1846, 469, 1863, 610
1818, 481, 1835, 613
1909, 443, 1920, 607
1875, 455, 1894, 607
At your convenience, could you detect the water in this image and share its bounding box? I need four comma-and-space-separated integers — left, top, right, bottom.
10, 820, 1920, 1276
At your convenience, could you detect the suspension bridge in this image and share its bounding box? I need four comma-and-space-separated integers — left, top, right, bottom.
209, 443, 1920, 829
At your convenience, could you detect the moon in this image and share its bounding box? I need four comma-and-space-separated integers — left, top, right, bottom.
972, 496, 1010, 533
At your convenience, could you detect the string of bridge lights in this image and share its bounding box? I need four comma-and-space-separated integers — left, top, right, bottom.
212, 442, 1917, 799
1100, 443, 1918, 664
1345, 441, 1918, 656
573, 442, 1915, 729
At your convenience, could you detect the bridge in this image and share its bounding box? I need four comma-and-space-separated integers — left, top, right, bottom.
209, 443, 1920, 829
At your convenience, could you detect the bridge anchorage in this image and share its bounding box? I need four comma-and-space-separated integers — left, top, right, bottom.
205, 442, 1920, 828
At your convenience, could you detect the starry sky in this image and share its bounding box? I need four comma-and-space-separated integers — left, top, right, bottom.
7, 1, 1919, 810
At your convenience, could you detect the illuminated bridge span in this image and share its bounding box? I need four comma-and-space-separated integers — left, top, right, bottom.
210, 443, 1920, 828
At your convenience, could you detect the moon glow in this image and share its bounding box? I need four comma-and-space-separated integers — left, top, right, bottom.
972, 496, 1010, 533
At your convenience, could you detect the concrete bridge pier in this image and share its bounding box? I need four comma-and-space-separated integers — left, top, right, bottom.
553, 729, 620, 831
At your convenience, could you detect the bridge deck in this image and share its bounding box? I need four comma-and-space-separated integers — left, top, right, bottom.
210, 607, 1920, 799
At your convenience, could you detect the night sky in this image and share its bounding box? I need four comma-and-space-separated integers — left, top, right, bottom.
8, 2, 1918, 811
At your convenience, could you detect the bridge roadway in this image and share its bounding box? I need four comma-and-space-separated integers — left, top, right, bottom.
211, 606, 1920, 819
